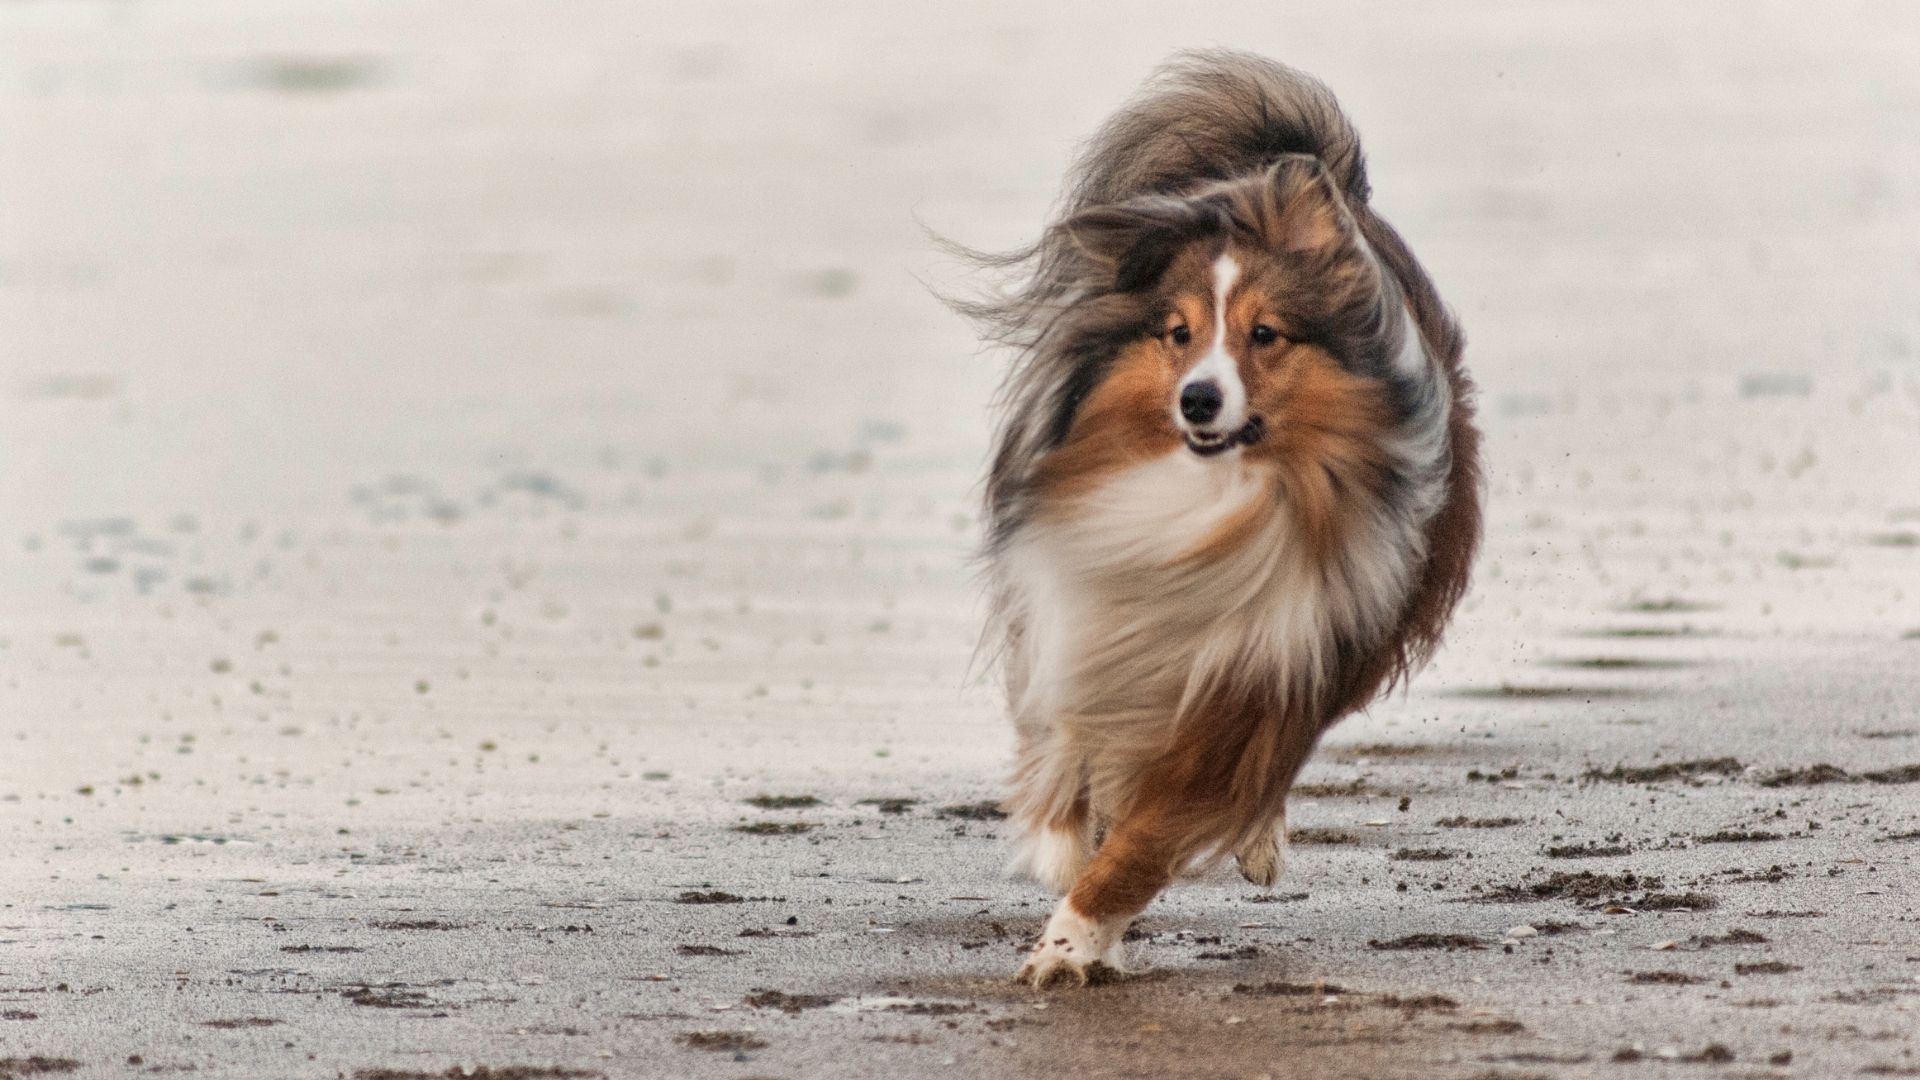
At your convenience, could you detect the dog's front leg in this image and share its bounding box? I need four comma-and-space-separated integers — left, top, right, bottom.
1017, 797, 1181, 988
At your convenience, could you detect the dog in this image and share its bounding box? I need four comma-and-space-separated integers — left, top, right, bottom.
956, 51, 1482, 986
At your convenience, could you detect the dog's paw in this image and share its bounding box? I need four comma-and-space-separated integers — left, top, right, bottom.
1015, 902, 1125, 989
1018, 948, 1120, 989
1235, 822, 1289, 887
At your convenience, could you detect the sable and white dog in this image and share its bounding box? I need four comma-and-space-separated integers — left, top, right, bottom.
958, 51, 1483, 986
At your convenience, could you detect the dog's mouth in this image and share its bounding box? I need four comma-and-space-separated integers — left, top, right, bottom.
1184, 415, 1266, 457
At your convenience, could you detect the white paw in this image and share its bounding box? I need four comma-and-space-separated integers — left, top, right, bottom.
1016, 901, 1126, 988
1011, 823, 1092, 896
1235, 821, 1289, 887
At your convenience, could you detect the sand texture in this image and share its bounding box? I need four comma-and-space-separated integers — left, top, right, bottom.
3, 1, 1919, 1077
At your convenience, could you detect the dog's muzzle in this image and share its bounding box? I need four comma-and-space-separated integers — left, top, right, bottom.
1185, 415, 1266, 457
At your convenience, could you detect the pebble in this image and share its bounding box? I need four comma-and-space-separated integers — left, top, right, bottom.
1505, 925, 1539, 939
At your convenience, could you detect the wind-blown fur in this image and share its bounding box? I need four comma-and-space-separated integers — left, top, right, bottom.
955, 50, 1482, 987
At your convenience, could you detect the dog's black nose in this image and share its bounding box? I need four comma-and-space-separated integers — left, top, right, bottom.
1179, 380, 1223, 424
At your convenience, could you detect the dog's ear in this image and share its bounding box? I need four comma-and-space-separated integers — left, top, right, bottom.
1061, 197, 1213, 293
1266, 155, 1361, 260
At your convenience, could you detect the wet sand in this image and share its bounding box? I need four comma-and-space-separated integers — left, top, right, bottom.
3, 2, 1919, 1077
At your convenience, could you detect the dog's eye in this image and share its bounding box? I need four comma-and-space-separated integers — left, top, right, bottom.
1250, 324, 1279, 346
1168, 325, 1191, 346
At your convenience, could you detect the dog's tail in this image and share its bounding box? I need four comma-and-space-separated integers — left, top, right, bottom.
1063, 49, 1370, 213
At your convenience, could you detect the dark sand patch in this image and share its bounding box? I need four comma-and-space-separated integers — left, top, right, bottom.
1628, 892, 1719, 911
1625, 971, 1704, 985
1195, 944, 1263, 960
0, 1060, 81, 1078
1734, 961, 1800, 975
351, 1060, 599, 1068
341, 986, 436, 1009
1436, 815, 1523, 829
243, 55, 384, 95
1544, 657, 1697, 671
1578, 625, 1712, 639
1544, 841, 1633, 858
369, 919, 464, 931
742, 794, 820, 809
1450, 685, 1640, 701
1369, 934, 1485, 951
1323, 742, 1441, 759
1289, 828, 1362, 845
936, 801, 1007, 821
1583, 757, 1743, 784
1291, 778, 1393, 798
1690, 929, 1767, 948
885, 1001, 978, 1016
1755, 764, 1852, 787
676, 1031, 768, 1052
1232, 981, 1350, 997
1620, 598, 1714, 613
1375, 993, 1459, 1013
743, 989, 836, 1012
1752, 762, 1920, 787
674, 890, 747, 904
1479, 871, 1659, 904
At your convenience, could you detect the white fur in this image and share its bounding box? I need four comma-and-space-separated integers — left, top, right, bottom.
1004, 447, 1423, 836
1004, 357, 1449, 860
1383, 304, 1453, 523
1011, 821, 1092, 895
1174, 253, 1247, 436
1390, 303, 1429, 378
1018, 899, 1127, 987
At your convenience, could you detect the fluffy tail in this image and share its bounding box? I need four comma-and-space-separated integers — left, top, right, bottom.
1063, 49, 1370, 213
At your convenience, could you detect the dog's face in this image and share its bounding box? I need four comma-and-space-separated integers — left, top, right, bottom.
1032, 156, 1399, 515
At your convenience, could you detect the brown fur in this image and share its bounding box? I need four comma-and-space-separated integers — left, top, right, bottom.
954, 51, 1483, 980
1029, 340, 1183, 505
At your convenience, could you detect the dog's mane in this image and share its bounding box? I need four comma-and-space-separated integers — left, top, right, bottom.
954, 49, 1480, 716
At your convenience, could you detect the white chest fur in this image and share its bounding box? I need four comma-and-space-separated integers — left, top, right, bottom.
1004, 450, 1425, 735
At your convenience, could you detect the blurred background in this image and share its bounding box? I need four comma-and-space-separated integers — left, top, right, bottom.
4, 2, 1920, 1075
4, 0, 1920, 836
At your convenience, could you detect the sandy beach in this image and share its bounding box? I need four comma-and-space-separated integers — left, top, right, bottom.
3, 1, 1919, 1076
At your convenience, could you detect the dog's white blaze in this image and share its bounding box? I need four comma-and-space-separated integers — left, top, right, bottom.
1176, 253, 1247, 434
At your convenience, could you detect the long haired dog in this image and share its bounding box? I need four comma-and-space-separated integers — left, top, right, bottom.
958, 51, 1482, 986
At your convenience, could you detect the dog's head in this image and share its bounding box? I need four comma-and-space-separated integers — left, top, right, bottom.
1049, 155, 1411, 477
